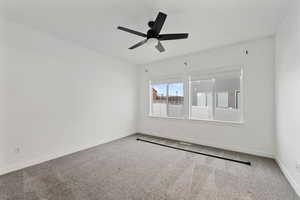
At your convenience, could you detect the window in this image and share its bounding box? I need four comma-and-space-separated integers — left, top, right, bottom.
167, 82, 184, 118
216, 92, 229, 108
149, 68, 243, 123
197, 93, 207, 107
214, 74, 241, 122
190, 79, 214, 120
151, 83, 167, 117
150, 81, 184, 118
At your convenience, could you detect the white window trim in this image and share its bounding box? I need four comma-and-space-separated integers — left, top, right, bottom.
148, 66, 244, 124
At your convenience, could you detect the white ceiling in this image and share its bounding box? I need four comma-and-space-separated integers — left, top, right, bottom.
0, 0, 288, 64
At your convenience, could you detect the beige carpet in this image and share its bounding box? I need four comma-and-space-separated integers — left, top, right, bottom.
0, 134, 299, 200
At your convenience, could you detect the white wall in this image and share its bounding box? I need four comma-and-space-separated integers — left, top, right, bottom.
0, 19, 137, 175
275, 0, 300, 195
138, 37, 275, 157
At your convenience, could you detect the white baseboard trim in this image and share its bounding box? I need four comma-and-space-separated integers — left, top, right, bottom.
276, 158, 300, 198
137, 133, 274, 158
0, 133, 132, 176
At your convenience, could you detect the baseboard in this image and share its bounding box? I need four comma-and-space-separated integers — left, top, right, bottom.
0, 133, 133, 176
136, 133, 274, 158
276, 158, 300, 198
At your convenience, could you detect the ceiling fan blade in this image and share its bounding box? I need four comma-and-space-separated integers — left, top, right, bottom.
129, 39, 148, 49
117, 26, 147, 38
158, 33, 189, 40
155, 41, 165, 53
152, 12, 167, 34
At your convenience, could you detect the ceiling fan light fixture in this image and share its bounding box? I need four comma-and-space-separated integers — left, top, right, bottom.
147, 38, 158, 46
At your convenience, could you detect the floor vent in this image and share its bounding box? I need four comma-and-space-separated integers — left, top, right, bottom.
178, 142, 193, 146
137, 137, 251, 166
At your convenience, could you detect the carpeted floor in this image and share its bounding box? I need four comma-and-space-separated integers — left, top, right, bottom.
0, 134, 299, 200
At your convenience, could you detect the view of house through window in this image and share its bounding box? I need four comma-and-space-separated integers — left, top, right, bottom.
190, 79, 214, 120
151, 83, 167, 117
216, 92, 229, 108
167, 83, 184, 118
149, 68, 242, 123
214, 75, 241, 122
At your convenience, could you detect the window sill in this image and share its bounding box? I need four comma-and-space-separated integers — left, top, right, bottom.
148, 115, 244, 125
189, 118, 244, 125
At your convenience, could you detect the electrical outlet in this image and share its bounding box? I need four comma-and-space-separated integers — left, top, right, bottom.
296, 162, 300, 173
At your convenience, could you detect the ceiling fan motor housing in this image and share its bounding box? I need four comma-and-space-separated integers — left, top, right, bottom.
147, 29, 158, 39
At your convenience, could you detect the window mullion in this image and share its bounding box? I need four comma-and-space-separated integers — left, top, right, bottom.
166, 83, 169, 117
187, 76, 191, 120
212, 78, 216, 120
149, 80, 152, 116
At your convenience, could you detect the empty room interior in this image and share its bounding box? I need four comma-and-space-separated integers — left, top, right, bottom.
0, 0, 300, 199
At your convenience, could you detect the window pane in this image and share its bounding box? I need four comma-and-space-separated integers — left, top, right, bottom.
236, 91, 240, 109
151, 83, 167, 117
197, 93, 207, 107
167, 82, 184, 118
215, 76, 241, 122
190, 79, 214, 120
216, 92, 229, 108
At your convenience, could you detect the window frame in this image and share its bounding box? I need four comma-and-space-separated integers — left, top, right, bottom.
189, 78, 215, 121
148, 66, 244, 124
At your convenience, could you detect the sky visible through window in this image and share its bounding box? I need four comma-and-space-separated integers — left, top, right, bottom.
153, 83, 183, 96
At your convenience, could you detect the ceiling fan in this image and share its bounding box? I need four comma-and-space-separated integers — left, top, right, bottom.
117, 12, 189, 53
